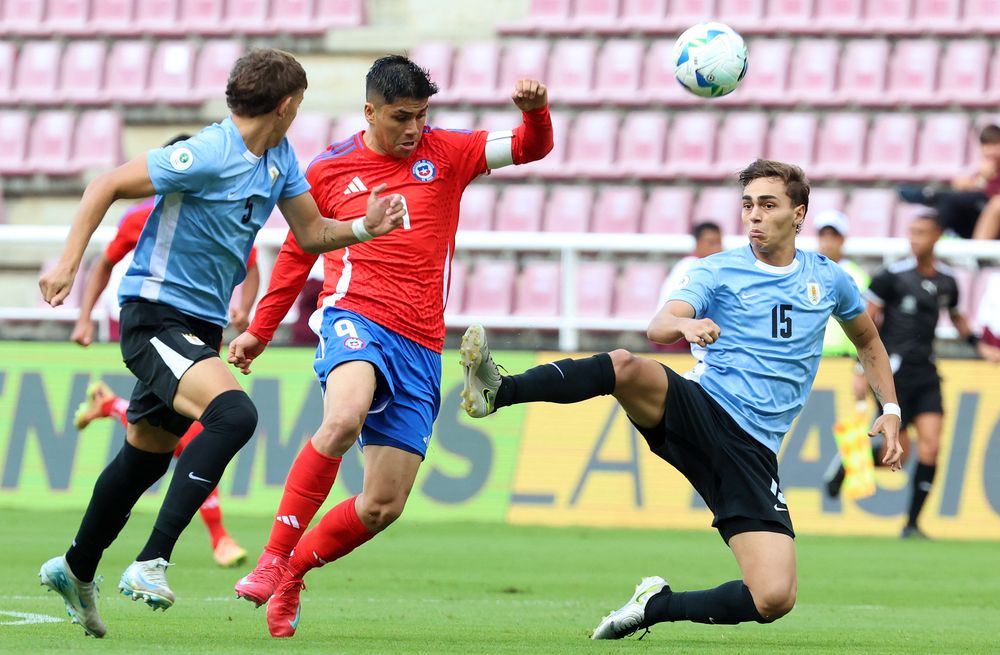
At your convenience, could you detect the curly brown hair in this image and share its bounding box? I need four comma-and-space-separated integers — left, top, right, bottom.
226, 48, 307, 117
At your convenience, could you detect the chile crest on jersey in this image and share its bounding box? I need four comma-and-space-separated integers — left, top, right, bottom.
411, 159, 437, 182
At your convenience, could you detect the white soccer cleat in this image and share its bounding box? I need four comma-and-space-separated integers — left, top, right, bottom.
39, 555, 106, 638
591, 576, 668, 640
119, 558, 175, 610
459, 324, 502, 419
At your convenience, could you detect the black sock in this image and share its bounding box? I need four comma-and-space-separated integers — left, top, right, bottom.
137, 390, 257, 562
494, 353, 616, 409
642, 581, 765, 626
65, 442, 173, 582
906, 463, 936, 528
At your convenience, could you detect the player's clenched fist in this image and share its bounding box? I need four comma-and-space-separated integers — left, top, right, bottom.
362, 184, 407, 236
228, 331, 266, 375
680, 318, 721, 347
39, 263, 77, 308
512, 79, 548, 112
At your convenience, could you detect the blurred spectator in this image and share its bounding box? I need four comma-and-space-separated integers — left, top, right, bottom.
654, 220, 722, 354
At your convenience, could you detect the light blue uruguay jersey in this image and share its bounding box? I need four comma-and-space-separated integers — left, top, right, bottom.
669, 246, 865, 453
119, 118, 310, 326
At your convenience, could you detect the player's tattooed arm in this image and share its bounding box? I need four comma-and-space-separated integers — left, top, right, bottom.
280, 187, 404, 254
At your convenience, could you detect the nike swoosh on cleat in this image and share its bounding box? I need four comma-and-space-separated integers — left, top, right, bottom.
290, 606, 301, 629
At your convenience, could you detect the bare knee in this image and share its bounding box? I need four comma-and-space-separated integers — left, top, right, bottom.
313, 411, 367, 455
356, 495, 405, 532
751, 580, 797, 621
608, 349, 641, 386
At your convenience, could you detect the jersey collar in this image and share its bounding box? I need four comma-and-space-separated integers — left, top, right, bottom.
749, 246, 801, 275
222, 117, 262, 165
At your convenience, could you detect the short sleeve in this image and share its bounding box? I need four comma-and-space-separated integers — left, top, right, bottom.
146, 135, 220, 196
667, 260, 716, 317
832, 265, 866, 322
433, 128, 488, 187
280, 143, 311, 199
865, 268, 894, 307
246, 245, 258, 269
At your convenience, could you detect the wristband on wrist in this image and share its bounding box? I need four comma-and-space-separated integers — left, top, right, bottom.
882, 402, 901, 418
351, 218, 375, 242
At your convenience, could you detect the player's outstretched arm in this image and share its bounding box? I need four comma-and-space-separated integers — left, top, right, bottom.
841, 312, 904, 470
280, 186, 405, 254
647, 300, 721, 347
39, 157, 155, 307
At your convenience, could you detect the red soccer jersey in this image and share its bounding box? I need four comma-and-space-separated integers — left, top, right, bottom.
254, 127, 488, 353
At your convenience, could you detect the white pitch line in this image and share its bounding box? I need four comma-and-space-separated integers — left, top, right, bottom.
0, 610, 63, 626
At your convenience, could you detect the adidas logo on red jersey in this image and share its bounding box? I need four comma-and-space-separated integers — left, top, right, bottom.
342, 176, 368, 195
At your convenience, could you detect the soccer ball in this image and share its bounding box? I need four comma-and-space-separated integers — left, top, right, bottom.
672, 22, 749, 98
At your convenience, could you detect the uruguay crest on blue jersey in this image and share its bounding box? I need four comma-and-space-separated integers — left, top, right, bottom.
411, 159, 437, 182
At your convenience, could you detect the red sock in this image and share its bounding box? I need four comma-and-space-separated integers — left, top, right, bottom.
104, 397, 130, 427
175, 423, 203, 458
288, 496, 375, 579
199, 488, 228, 549
264, 440, 341, 559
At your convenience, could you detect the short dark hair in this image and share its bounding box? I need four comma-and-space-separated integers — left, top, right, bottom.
163, 133, 191, 147
738, 158, 811, 215
980, 124, 1000, 145
366, 55, 438, 104
692, 221, 721, 240
226, 48, 307, 117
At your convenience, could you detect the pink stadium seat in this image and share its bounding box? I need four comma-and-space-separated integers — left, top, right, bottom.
641, 39, 698, 106
547, 39, 597, 104
495, 185, 546, 231
837, 40, 890, 104
0, 111, 32, 175
862, 0, 912, 33
134, 0, 182, 35
286, 111, 332, 171
463, 260, 516, 316
912, 0, 962, 33
444, 259, 466, 316
149, 41, 197, 104
458, 185, 496, 232
642, 187, 693, 235
60, 41, 107, 104
497, 40, 550, 103
567, 111, 619, 178
514, 261, 561, 316
90, 0, 137, 34
592, 186, 643, 233
620, 0, 668, 32
813, 0, 864, 33
194, 40, 243, 100
542, 186, 593, 232
664, 0, 717, 31
715, 112, 768, 173
617, 111, 667, 178
813, 112, 868, 179
222, 0, 270, 34
799, 187, 845, 236
721, 39, 791, 105
865, 113, 918, 180
14, 41, 63, 105
180, 0, 225, 34
0, 43, 16, 106
695, 186, 742, 235
447, 42, 500, 104
985, 48, 1000, 105
410, 42, 453, 97
333, 111, 368, 139
573, 0, 625, 34
938, 40, 990, 106
765, 0, 814, 32
716, 0, 766, 33
270, 0, 324, 35
614, 262, 668, 319
886, 40, 940, 105
47, 0, 94, 35
576, 261, 616, 317
593, 39, 645, 104
915, 113, 970, 179
788, 40, 839, 104
499, 0, 571, 35
314, 0, 365, 29
843, 189, 895, 237
28, 111, 81, 176
476, 111, 519, 133
1, 0, 47, 35
767, 112, 818, 168
663, 112, 718, 179
431, 110, 475, 131
73, 110, 123, 171
962, 0, 1000, 34
104, 41, 152, 104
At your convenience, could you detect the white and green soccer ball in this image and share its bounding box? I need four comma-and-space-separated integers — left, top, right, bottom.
672, 22, 749, 98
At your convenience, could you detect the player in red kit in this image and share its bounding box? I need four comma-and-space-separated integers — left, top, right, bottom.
229, 55, 552, 637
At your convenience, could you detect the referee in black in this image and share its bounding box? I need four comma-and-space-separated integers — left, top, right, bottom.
862, 211, 977, 538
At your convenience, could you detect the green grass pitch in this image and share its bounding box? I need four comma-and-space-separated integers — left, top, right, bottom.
0, 509, 997, 654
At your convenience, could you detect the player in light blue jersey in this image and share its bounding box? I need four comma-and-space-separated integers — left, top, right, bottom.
459, 159, 903, 640
37, 48, 405, 638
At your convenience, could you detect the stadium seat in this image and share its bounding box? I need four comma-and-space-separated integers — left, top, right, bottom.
695, 186, 742, 235
446, 41, 500, 104
961, 0, 1000, 35
47, 0, 94, 35
104, 40, 153, 103
813, 112, 868, 180
1, 0, 47, 35
620, 0, 668, 33
514, 261, 561, 317
134, 0, 183, 35
642, 187, 693, 235
270, 0, 325, 35
542, 185, 593, 233
862, 0, 912, 34
495, 185, 546, 231
463, 260, 516, 316
938, 40, 991, 106
497, 40, 550, 103
14, 41, 62, 105
430, 110, 475, 131
0, 42, 16, 106
715, 112, 768, 173
915, 113, 970, 180
664, 0, 717, 31
180, 0, 225, 33
765, 0, 814, 33
985, 48, 1000, 105
720, 38, 791, 105
886, 40, 940, 106
572, 0, 626, 34
716, 0, 766, 33
91, 0, 138, 35
314, 0, 366, 29
575, 261, 617, 317
663, 112, 718, 179
799, 187, 845, 236
864, 113, 918, 180
498, 0, 572, 35
767, 112, 818, 169
843, 188, 895, 237
617, 111, 668, 178
445, 259, 467, 316
0, 111, 32, 175
149, 41, 198, 104
221, 0, 270, 34
60, 41, 108, 104
837, 39, 890, 104
546, 39, 597, 104
911, 0, 962, 33
614, 262, 668, 319
641, 39, 699, 106
410, 42, 453, 97
286, 112, 332, 171
591, 186, 643, 233
333, 111, 368, 139
73, 110, 123, 172
194, 40, 243, 101
813, 0, 865, 34
28, 111, 81, 176
566, 111, 619, 178
788, 39, 839, 104
458, 185, 496, 232
593, 39, 645, 104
